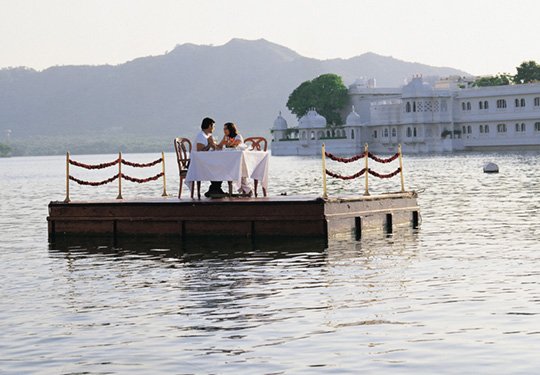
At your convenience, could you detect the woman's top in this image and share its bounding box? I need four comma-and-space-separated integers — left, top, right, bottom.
233, 134, 244, 144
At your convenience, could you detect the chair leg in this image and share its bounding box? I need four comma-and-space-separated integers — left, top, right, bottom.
197, 181, 201, 200
254, 179, 258, 198
179, 176, 184, 199
228, 181, 233, 197
191, 182, 195, 199
262, 187, 267, 197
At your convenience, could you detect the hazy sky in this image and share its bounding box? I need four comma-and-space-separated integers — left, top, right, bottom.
1, 0, 539, 75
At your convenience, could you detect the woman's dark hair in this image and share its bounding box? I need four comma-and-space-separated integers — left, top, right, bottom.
201, 117, 215, 130
224, 122, 238, 138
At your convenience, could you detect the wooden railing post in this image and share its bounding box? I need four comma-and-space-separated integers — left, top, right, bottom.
161, 151, 167, 197
321, 144, 328, 199
398, 144, 405, 192
64, 151, 70, 203
116, 152, 123, 199
364, 143, 370, 196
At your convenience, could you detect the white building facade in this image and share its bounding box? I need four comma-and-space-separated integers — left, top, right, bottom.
271, 76, 540, 155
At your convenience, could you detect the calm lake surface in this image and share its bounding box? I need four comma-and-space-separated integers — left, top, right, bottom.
1, 152, 540, 374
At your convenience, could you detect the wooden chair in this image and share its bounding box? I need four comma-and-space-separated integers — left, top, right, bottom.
174, 137, 200, 199
243, 137, 268, 197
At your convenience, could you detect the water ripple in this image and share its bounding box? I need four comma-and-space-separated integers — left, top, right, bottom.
2, 152, 540, 373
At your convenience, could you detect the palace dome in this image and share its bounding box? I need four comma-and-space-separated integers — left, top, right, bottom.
298, 108, 327, 128
345, 106, 362, 125
272, 111, 288, 130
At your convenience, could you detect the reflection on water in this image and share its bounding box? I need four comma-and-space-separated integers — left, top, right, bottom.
2, 152, 540, 374
49, 235, 329, 262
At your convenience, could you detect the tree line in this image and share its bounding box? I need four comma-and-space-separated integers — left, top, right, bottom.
474, 61, 540, 87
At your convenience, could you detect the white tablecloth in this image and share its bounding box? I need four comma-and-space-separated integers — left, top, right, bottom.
185, 150, 269, 189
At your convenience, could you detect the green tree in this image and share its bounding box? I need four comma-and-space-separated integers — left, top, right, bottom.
513, 60, 540, 83
286, 73, 348, 125
473, 73, 511, 87
0, 143, 12, 157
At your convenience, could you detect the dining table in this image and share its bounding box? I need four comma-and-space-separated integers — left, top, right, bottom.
185, 148, 269, 196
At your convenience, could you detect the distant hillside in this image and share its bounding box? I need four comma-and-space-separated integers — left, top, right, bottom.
0, 38, 469, 147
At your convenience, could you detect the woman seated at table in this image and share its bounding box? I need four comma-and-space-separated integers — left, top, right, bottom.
217, 122, 244, 149
218, 122, 253, 196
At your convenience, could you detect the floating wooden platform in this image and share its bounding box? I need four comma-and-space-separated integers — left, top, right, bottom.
47, 192, 420, 240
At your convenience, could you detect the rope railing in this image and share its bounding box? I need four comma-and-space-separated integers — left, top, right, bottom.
69, 159, 119, 169
321, 143, 405, 198
324, 152, 366, 163
325, 168, 367, 180
121, 172, 164, 183
69, 174, 119, 186
121, 158, 162, 168
64, 152, 168, 202
368, 152, 400, 164
368, 167, 402, 179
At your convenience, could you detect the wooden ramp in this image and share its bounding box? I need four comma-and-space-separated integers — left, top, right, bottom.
47, 192, 420, 240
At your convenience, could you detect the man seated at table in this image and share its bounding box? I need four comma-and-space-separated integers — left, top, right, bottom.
195, 117, 226, 197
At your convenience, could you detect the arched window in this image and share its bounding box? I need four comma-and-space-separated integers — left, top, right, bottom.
467, 102, 471, 110
462, 102, 466, 111
534, 97, 540, 106
384, 128, 389, 138
413, 102, 416, 112
521, 98, 526, 107
515, 98, 520, 107
480, 125, 484, 133
373, 130, 378, 138
407, 127, 412, 137
467, 125, 472, 134
301, 131, 306, 140
479, 101, 483, 110
462, 126, 466, 134
497, 99, 507, 108
392, 128, 397, 137
326, 130, 330, 137
485, 125, 490, 133
521, 123, 526, 132
515, 123, 520, 132
406, 102, 411, 112
351, 129, 355, 139
413, 127, 417, 137
310, 131, 315, 140
484, 100, 489, 109
535, 122, 540, 131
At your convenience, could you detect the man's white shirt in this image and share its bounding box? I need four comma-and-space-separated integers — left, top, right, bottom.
195, 131, 210, 151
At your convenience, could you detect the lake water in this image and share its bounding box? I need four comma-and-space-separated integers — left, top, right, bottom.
1, 152, 540, 374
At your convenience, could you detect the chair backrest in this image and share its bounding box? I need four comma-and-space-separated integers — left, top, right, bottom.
174, 137, 192, 172
244, 137, 268, 151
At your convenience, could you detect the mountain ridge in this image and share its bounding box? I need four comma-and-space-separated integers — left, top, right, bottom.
0, 38, 469, 142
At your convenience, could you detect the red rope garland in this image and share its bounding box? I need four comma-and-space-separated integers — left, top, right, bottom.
69, 156, 163, 169
368, 167, 402, 179
121, 172, 164, 183
325, 167, 401, 180
324, 151, 366, 163
368, 152, 400, 164
324, 151, 400, 164
69, 174, 119, 186
69, 159, 119, 169
121, 158, 162, 168
325, 168, 367, 180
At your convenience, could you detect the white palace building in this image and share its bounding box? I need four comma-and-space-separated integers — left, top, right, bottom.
271, 76, 540, 155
